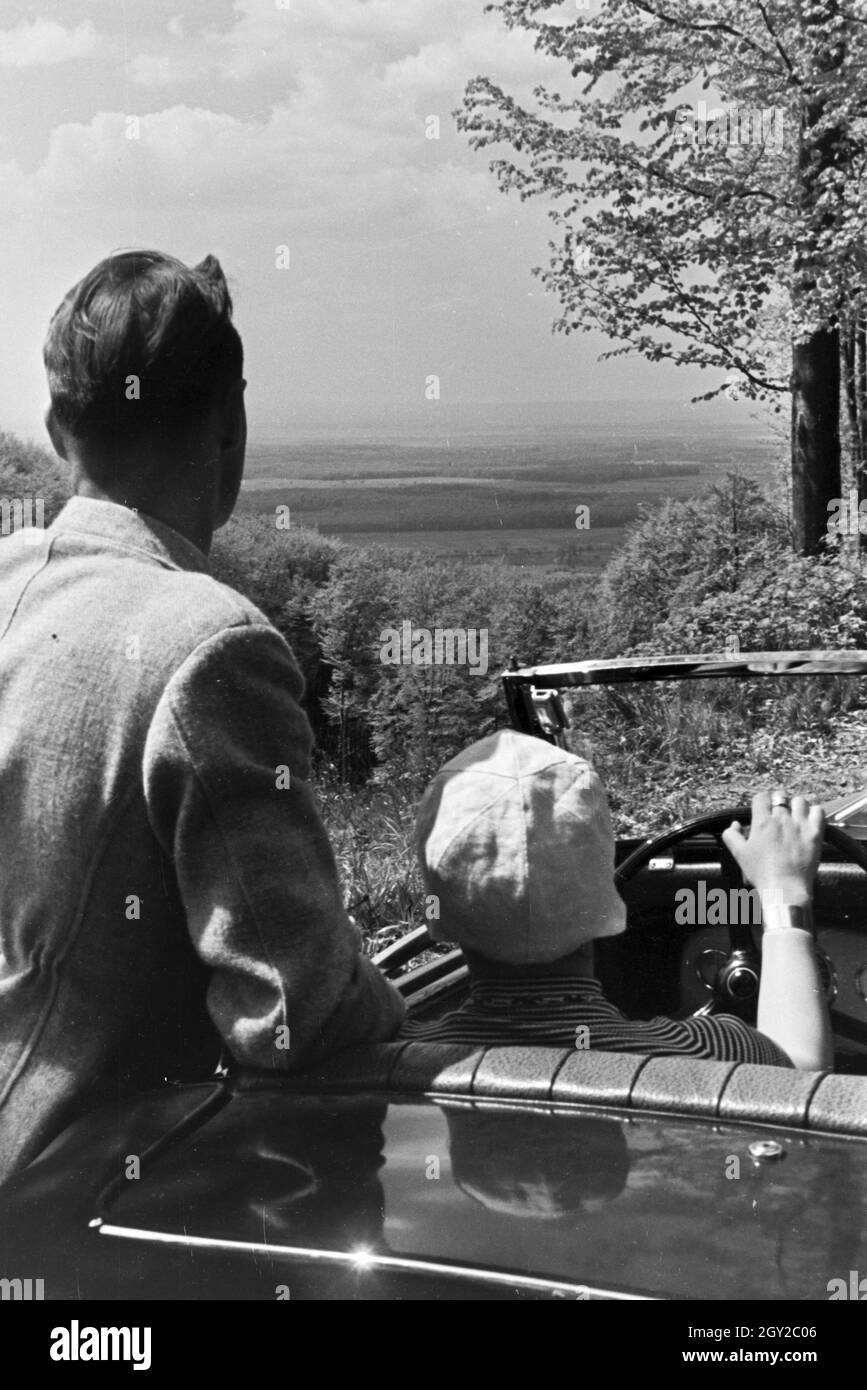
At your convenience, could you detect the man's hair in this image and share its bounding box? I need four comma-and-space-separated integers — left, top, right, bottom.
43, 250, 243, 447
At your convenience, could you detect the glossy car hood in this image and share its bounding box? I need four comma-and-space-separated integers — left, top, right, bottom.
10, 1085, 863, 1301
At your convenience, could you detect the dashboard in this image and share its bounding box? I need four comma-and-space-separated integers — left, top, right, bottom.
602, 836, 867, 1072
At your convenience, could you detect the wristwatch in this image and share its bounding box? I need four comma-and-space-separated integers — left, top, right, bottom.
761, 903, 814, 936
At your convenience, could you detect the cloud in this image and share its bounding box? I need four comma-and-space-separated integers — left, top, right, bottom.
105, 0, 558, 241
4, 102, 498, 243
127, 0, 553, 88
0, 19, 99, 68
0, 2, 563, 271
125, 50, 200, 87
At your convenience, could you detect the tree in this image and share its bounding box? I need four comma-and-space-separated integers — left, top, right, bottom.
457, 0, 867, 553
594, 474, 789, 652
0, 432, 70, 525
210, 513, 342, 739
308, 545, 403, 783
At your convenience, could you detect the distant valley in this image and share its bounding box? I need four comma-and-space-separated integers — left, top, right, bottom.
237, 403, 780, 573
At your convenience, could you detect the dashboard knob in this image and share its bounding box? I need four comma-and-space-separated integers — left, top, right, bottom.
724, 964, 759, 1000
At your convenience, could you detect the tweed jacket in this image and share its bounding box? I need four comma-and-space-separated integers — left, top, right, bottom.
0, 496, 404, 1180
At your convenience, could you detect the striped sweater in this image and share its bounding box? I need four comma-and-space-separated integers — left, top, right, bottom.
401, 974, 792, 1067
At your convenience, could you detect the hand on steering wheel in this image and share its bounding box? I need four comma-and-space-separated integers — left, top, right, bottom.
721, 790, 825, 911
614, 805, 867, 1020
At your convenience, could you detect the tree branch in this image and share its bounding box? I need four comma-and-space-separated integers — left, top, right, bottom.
754, 0, 799, 80
627, 0, 780, 65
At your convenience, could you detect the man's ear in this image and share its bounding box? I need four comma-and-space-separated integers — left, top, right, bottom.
220, 378, 247, 453
44, 405, 69, 461
214, 378, 247, 528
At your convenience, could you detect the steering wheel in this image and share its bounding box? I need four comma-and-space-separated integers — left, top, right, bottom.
614, 807, 867, 1020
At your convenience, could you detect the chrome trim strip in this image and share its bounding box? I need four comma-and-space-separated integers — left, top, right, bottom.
95, 1223, 656, 1298
829, 789, 867, 822
501, 650, 867, 690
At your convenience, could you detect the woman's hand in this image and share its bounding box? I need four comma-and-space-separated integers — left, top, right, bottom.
721, 790, 824, 908
723, 790, 831, 1071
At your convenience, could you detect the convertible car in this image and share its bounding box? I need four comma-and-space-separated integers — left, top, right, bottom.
2, 651, 867, 1302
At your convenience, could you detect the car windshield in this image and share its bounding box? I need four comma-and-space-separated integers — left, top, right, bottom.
502, 651, 867, 837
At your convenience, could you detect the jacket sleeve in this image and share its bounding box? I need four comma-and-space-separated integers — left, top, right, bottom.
142, 618, 406, 1072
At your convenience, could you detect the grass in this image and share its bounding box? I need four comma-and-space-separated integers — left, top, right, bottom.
313, 771, 429, 955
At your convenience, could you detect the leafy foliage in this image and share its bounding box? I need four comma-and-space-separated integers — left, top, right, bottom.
457, 0, 867, 397
0, 433, 70, 522
210, 515, 343, 736
594, 472, 790, 651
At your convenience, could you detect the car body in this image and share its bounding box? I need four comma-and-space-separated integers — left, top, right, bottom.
2, 650, 867, 1301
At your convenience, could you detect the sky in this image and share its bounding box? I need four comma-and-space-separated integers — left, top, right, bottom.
0, 0, 725, 443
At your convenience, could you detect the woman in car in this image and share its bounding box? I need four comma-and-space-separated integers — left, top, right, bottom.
402, 730, 830, 1072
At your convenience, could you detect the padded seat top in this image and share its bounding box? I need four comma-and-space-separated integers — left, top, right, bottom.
234, 1040, 867, 1136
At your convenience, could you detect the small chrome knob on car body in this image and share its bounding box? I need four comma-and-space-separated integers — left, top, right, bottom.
749, 1140, 785, 1162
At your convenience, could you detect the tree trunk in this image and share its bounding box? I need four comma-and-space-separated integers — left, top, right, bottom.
790, 2, 844, 556
857, 319, 867, 556
841, 321, 860, 556
841, 317, 867, 557
791, 328, 840, 555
